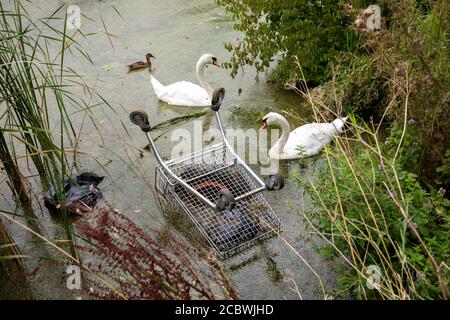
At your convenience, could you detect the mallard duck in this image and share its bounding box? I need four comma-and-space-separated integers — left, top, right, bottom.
128, 53, 155, 71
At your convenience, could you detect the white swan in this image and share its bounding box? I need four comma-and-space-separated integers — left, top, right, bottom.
150, 53, 220, 107
260, 112, 348, 160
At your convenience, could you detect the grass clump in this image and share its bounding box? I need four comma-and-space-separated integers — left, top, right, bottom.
294, 119, 450, 299
297, 0, 449, 298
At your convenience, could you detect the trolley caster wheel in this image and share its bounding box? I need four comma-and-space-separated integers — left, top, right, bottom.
265, 172, 284, 191
211, 88, 225, 111
130, 110, 151, 132
216, 188, 235, 211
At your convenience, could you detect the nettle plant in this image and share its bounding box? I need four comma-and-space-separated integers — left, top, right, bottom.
216, 0, 362, 86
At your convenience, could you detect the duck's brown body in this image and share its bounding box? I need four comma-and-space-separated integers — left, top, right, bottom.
128, 53, 155, 71
128, 61, 147, 70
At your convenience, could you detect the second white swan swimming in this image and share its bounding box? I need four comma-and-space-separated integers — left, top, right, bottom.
260, 112, 347, 159
150, 53, 220, 107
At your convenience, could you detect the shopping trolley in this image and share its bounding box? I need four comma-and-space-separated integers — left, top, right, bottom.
130, 88, 283, 258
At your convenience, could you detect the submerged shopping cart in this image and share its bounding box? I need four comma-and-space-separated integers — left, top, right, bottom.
130, 88, 283, 258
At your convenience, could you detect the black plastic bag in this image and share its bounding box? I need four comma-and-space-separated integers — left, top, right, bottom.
44, 172, 104, 216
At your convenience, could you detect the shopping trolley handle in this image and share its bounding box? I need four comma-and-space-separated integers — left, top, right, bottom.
211, 87, 225, 111
130, 109, 151, 132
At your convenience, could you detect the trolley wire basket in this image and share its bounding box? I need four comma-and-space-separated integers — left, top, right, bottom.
131, 88, 283, 258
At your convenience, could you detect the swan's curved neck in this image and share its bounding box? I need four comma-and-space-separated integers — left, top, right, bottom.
196, 59, 212, 96
271, 116, 290, 156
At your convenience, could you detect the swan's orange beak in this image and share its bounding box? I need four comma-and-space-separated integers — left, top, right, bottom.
213, 60, 220, 67
259, 121, 268, 131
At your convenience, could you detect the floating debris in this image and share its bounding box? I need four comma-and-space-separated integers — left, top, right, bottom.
100, 61, 121, 71
44, 172, 104, 216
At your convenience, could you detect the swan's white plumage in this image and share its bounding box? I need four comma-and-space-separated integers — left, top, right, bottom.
270, 123, 339, 159
150, 76, 210, 107
150, 53, 218, 107
263, 112, 347, 160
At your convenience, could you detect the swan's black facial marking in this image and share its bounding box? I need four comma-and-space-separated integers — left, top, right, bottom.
212, 57, 220, 67
260, 118, 268, 130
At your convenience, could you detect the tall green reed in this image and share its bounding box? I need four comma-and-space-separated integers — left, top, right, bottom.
0, 219, 26, 274
0, 1, 105, 259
